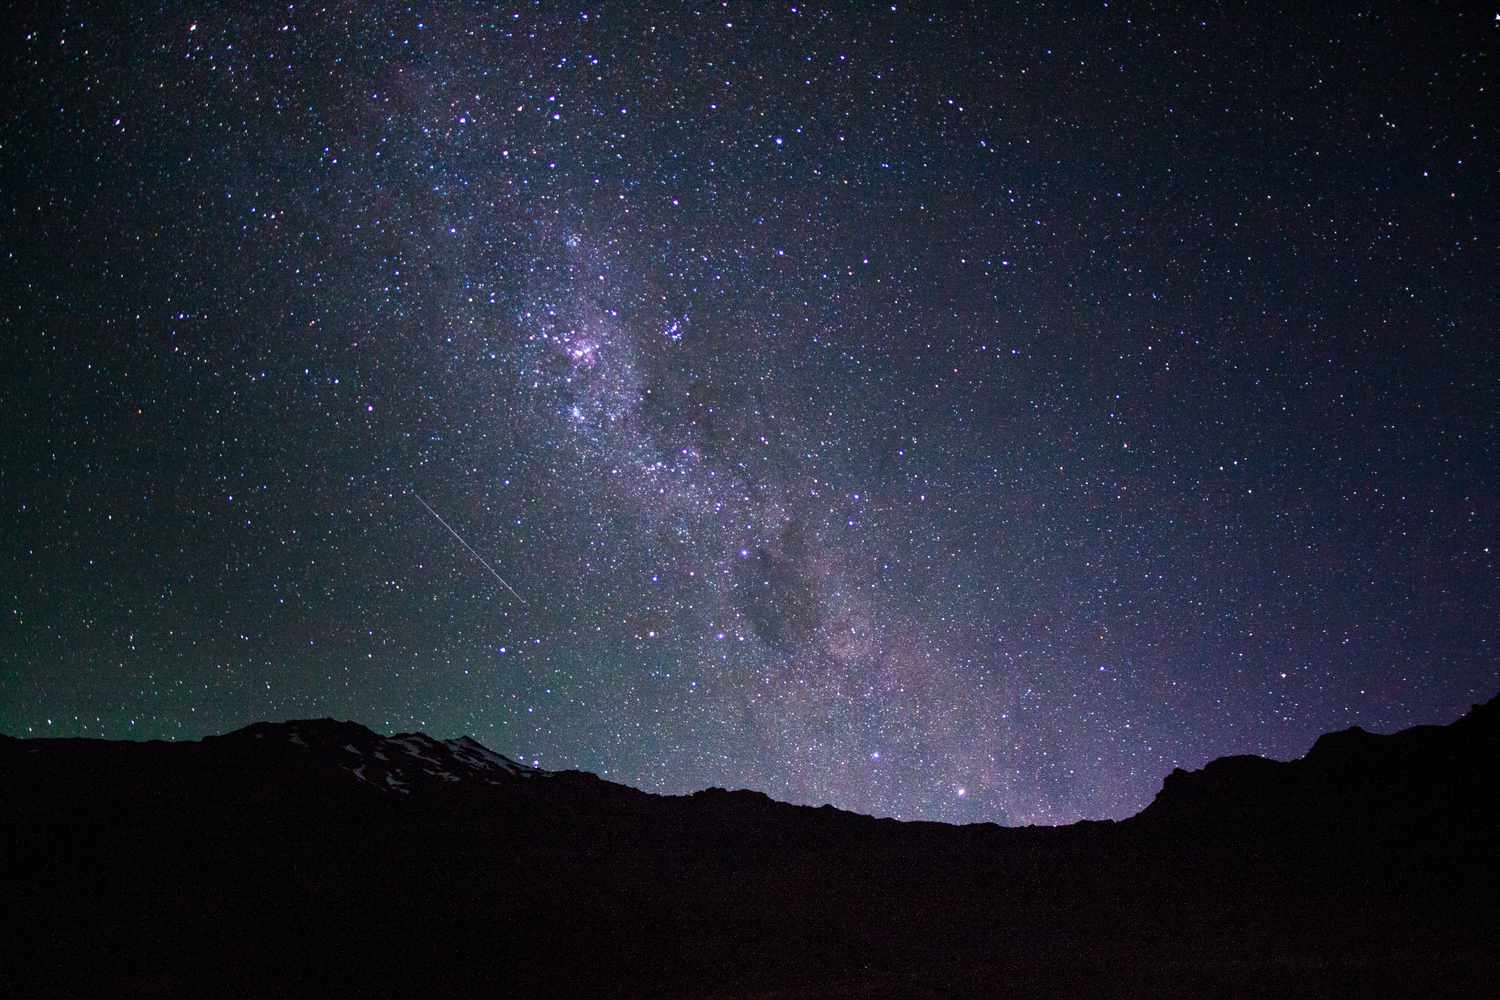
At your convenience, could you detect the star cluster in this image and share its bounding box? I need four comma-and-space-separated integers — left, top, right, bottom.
3, 3, 1496, 823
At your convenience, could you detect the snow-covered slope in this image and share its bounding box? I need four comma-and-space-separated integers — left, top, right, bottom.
217, 718, 543, 795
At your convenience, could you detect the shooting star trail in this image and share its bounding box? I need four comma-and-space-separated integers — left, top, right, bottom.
412, 490, 528, 605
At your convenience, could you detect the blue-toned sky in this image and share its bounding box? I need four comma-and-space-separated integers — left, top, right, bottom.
3, 2, 1495, 823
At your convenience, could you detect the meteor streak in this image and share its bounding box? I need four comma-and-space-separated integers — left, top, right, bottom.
412, 490, 527, 605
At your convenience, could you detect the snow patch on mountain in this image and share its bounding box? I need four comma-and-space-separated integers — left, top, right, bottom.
218, 719, 544, 797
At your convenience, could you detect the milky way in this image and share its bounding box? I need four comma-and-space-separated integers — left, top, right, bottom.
3, 3, 1496, 823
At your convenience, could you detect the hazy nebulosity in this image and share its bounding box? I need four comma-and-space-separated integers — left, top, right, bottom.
2, 3, 1496, 823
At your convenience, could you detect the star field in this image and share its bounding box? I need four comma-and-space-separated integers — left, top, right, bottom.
3, 2, 1497, 824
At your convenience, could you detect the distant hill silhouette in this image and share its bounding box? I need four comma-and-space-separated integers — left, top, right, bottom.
4, 697, 1497, 998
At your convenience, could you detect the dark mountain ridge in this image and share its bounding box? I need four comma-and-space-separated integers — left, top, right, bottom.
4, 698, 1497, 998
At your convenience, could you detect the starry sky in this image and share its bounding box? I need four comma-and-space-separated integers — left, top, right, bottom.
2, 2, 1496, 824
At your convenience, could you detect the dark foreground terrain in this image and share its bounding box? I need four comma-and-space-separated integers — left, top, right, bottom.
4, 697, 1497, 998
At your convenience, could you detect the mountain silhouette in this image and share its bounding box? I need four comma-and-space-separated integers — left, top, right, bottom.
4, 698, 1496, 998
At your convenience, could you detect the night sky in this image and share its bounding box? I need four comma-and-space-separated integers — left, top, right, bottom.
3, 3, 1496, 825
